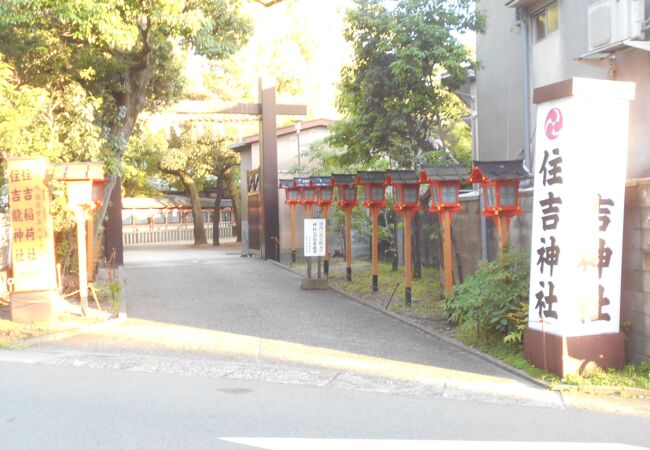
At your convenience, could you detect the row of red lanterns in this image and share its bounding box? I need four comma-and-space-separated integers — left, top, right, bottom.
279, 161, 531, 300
280, 161, 529, 218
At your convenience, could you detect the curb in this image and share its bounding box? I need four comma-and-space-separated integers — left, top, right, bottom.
270, 259, 548, 390
9, 315, 127, 350
327, 284, 549, 390
550, 383, 650, 398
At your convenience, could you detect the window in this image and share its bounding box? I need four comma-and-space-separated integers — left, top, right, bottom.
442, 185, 457, 204
167, 210, 181, 224
320, 189, 332, 201
431, 186, 440, 204
202, 211, 210, 223
289, 190, 299, 201
534, 2, 558, 41
222, 211, 231, 224
135, 212, 149, 225
371, 186, 384, 202
303, 189, 314, 201
484, 186, 496, 207
122, 212, 133, 225
153, 212, 165, 224
500, 184, 517, 207
404, 187, 418, 204
344, 188, 357, 202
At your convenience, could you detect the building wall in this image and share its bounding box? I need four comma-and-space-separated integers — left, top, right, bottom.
476, 0, 526, 162
621, 178, 650, 363
236, 124, 331, 256
477, 0, 650, 178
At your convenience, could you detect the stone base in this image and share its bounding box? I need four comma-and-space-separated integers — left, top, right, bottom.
523, 327, 625, 377
300, 278, 329, 290
10, 289, 61, 323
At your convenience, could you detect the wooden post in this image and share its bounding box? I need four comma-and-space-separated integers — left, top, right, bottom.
441, 209, 454, 294
322, 204, 330, 277
305, 204, 313, 279
86, 212, 95, 282
290, 204, 297, 264
345, 206, 353, 281
496, 215, 511, 253
371, 206, 379, 292
74, 207, 88, 316
403, 209, 413, 306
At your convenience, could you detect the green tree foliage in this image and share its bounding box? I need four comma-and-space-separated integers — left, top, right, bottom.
158, 125, 227, 245
209, 144, 239, 246
442, 250, 530, 347
0, 0, 253, 236
328, 0, 484, 168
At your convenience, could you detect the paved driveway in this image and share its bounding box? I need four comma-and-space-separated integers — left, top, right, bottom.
29, 244, 562, 406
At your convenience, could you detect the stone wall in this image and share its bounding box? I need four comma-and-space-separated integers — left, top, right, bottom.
621, 178, 650, 363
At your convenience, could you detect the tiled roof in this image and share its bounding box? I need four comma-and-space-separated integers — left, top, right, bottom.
420, 164, 468, 181
471, 160, 531, 180
356, 171, 388, 184
388, 169, 419, 184
331, 174, 357, 185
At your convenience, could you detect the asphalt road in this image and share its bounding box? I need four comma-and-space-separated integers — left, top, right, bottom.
1, 360, 649, 449
5, 245, 650, 448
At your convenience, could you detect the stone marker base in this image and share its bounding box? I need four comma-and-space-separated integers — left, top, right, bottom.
10, 289, 61, 323
523, 327, 625, 377
300, 278, 328, 290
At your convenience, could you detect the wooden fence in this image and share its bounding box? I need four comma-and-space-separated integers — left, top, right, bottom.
123, 224, 234, 246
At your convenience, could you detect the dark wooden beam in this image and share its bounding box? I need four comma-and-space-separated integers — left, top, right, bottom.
259, 78, 280, 261
174, 102, 306, 116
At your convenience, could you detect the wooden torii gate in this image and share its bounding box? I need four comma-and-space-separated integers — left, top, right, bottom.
105, 77, 306, 264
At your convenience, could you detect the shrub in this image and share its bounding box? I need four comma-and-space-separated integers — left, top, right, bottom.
442, 249, 530, 347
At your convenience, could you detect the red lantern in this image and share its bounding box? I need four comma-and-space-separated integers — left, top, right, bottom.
466, 160, 530, 218
387, 170, 421, 212
279, 179, 301, 205
466, 160, 531, 252
419, 164, 468, 214
311, 176, 333, 208
332, 174, 358, 208
356, 171, 388, 209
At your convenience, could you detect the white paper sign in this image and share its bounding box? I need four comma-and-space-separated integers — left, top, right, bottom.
304, 218, 326, 257
528, 78, 635, 337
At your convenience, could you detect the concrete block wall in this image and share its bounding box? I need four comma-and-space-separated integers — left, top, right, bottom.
621, 178, 650, 363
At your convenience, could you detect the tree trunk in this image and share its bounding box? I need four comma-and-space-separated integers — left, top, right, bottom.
180, 172, 207, 245
93, 63, 156, 246
212, 178, 224, 246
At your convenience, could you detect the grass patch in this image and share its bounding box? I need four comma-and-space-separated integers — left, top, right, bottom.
455, 330, 650, 392
289, 256, 650, 393
0, 302, 104, 348
325, 258, 444, 321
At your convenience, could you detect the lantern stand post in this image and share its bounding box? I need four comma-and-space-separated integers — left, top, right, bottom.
344, 206, 353, 281
290, 204, 297, 264
440, 209, 454, 293
402, 208, 413, 306
357, 172, 387, 293
333, 174, 358, 282
54, 163, 104, 317
370, 206, 380, 292
305, 203, 313, 279
388, 169, 421, 306
421, 164, 468, 295
495, 215, 512, 253
321, 204, 330, 277
74, 205, 89, 316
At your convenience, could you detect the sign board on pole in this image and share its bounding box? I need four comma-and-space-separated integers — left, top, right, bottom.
525, 77, 635, 376
304, 218, 326, 257
7, 157, 58, 292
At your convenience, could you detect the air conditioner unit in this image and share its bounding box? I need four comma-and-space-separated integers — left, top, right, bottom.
588, 0, 645, 52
